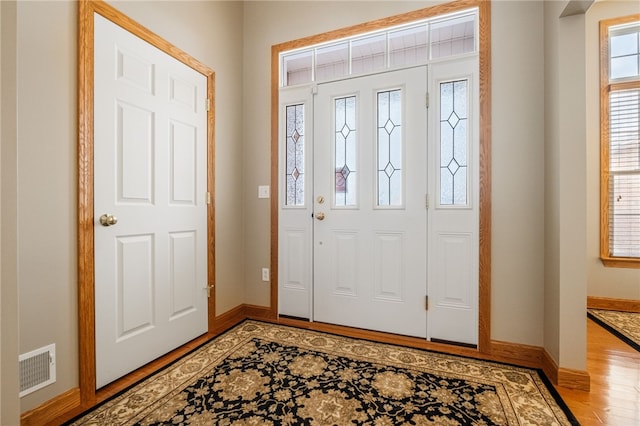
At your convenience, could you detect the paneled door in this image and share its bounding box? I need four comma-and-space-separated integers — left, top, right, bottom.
93, 14, 209, 388
313, 68, 428, 338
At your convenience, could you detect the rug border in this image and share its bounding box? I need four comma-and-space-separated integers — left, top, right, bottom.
62, 321, 247, 425
587, 310, 640, 352
65, 319, 580, 425
535, 368, 581, 426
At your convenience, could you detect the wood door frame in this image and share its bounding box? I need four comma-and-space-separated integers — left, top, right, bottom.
270, 0, 491, 352
78, 0, 215, 405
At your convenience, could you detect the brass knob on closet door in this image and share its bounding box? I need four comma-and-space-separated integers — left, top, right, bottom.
315, 212, 325, 221
99, 214, 118, 226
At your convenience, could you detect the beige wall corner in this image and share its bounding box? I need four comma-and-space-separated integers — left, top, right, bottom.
1, 0, 20, 424
544, 0, 588, 372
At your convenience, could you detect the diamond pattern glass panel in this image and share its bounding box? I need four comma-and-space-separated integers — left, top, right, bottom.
377, 90, 402, 206
285, 104, 305, 205
335, 96, 357, 206
440, 80, 468, 205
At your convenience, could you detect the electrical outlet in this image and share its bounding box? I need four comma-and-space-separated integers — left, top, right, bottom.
261, 268, 270, 282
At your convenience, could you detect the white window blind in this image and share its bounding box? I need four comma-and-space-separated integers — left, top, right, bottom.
608, 88, 640, 257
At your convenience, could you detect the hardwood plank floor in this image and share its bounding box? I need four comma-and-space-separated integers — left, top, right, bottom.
556, 318, 640, 426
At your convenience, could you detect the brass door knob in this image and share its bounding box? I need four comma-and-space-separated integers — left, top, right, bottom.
315, 212, 325, 221
99, 214, 118, 226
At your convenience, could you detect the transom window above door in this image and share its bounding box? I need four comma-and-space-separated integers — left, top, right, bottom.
280, 9, 477, 87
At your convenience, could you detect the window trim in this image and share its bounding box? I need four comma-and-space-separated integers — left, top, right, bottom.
599, 14, 640, 269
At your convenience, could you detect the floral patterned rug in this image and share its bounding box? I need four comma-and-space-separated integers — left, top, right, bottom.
69, 321, 578, 425
588, 309, 640, 352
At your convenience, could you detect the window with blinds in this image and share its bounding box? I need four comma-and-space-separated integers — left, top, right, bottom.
601, 16, 640, 265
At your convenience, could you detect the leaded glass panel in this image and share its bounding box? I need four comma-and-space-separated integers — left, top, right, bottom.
440, 80, 468, 206
377, 89, 402, 206
285, 104, 305, 205
335, 96, 357, 206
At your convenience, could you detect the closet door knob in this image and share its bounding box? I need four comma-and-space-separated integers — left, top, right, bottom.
99, 214, 118, 227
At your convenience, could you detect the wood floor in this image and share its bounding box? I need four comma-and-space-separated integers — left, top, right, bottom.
556, 318, 640, 426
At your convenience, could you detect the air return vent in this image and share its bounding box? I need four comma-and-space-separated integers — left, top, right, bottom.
19, 344, 56, 397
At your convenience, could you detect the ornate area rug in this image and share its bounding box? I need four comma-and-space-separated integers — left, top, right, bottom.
588, 309, 640, 352
69, 321, 578, 425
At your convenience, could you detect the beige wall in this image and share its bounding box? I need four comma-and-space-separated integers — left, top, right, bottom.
16, 1, 78, 412
1, 0, 21, 423
491, 0, 546, 346
544, 0, 589, 370
586, 0, 640, 301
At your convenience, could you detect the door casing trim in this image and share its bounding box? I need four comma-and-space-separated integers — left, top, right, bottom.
270, 0, 491, 352
78, 0, 215, 405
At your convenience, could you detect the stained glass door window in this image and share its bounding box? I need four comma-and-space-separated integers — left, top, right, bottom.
285, 104, 305, 206
440, 80, 468, 206
377, 89, 403, 206
334, 96, 357, 206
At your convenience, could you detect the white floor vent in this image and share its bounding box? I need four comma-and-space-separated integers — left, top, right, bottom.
19, 344, 56, 397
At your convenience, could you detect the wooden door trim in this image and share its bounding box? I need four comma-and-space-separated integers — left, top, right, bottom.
270, 0, 491, 351
78, 0, 215, 405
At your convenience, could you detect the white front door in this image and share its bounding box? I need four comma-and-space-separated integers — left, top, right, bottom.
312, 68, 428, 338
94, 14, 209, 388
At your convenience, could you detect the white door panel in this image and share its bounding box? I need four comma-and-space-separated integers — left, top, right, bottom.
94, 14, 208, 388
313, 68, 428, 338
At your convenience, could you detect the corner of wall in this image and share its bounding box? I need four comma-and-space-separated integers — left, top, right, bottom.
1, 0, 21, 424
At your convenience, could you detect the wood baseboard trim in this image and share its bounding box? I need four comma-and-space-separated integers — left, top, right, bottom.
20, 387, 80, 426
558, 367, 591, 392
212, 304, 274, 334
541, 348, 559, 384
587, 296, 640, 313
212, 303, 247, 334
243, 304, 276, 320
541, 349, 590, 391
489, 340, 543, 369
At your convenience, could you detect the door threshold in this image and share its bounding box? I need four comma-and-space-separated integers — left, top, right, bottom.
429, 337, 477, 350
